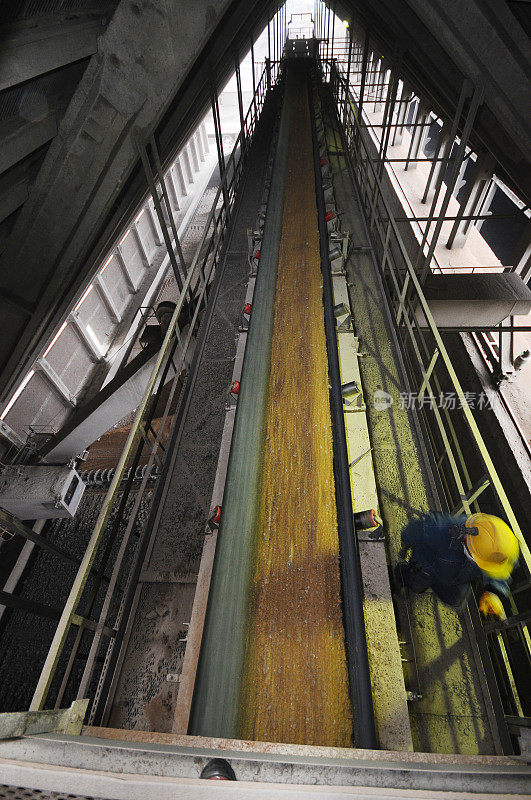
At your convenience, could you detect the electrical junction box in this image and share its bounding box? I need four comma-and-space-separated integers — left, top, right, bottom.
0, 465, 85, 520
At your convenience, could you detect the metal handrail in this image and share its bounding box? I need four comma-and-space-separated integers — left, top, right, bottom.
324, 58, 531, 726
329, 61, 530, 572
29, 64, 273, 711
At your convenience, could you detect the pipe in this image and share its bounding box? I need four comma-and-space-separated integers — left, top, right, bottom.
308, 67, 378, 750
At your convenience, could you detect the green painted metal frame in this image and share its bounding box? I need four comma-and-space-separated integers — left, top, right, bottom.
326, 56, 531, 738
0, 699, 88, 740
28, 63, 273, 713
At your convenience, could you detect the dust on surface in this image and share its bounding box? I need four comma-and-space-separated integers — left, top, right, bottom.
238, 66, 353, 749
325, 97, 498, 754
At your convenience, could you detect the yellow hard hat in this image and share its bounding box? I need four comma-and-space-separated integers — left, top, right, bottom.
465, 514, 519, 579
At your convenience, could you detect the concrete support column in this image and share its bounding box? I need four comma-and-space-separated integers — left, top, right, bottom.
422, 118, 453, 204
475, 179, 496, 233
166, 167, 181, 211
405, 102, 430, 170
94, 275, 122, 323
174, 157, 188, 196
510, 217, 531, 283
68, 312, 103, 361
392, 84, 413, 146
146, 201, 163, 246
373, 61, 387, 111
188, 139, 200, 173
181, 147, 194, 183
201, 122, 209, 154
114, 248, 139, 294
194, 130, 205, 162
446, 150, 496, 248
366, 54, 377, 100
132, 222, 150, 266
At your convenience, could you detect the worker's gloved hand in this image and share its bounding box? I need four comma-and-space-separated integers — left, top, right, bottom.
479, 591, 506, 620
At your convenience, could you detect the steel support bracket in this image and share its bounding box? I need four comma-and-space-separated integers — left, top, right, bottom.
0, 699, 88, 740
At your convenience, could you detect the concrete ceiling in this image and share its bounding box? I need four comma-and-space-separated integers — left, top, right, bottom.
0, 0, 529, 408
0, 2, 119, 249
335, 0, 531, 205
0, 0, 277, 407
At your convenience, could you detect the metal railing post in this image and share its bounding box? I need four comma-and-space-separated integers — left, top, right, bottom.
137, 138, 184, 292
28, 67, 271, 713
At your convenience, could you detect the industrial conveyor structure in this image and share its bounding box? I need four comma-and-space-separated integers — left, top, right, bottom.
0, 31, 530, 800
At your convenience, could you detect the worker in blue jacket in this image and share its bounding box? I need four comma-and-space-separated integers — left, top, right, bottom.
395, 512, 519, 618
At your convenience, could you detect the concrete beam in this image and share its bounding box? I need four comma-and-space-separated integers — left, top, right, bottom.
0, 0, 266, 404
0, 732, 528, 796
0, 174, 29, 223
35, 358, 75, 407
0, 17, 104, 91
0, 114, 58, 175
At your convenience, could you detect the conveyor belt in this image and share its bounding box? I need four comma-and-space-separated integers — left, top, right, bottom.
238, 64, 352, 747
191, 64, 354, 745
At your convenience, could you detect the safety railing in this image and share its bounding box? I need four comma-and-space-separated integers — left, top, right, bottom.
27, 62, 277, 715
329, 32, 531, 444
323, 58, 531, 747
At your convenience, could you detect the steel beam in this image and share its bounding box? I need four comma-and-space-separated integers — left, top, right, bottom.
147, 135, 188, 286
210, 79, 229, 210
235, 52, 246, 152
0, 699, 87, 740
0, 113, 58, 175
0, 508, 80, 566
357, 29, 370, 122
0, 16, 104, 91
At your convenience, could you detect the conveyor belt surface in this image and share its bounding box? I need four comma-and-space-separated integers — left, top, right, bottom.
238, 63, 352, 747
